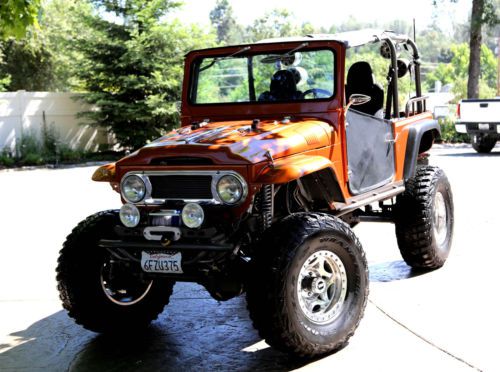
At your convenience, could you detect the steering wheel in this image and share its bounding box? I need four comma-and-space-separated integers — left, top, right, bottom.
300, 88, 332, 99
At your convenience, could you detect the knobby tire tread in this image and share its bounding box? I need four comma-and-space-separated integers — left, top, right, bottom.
395, 166, 453, 269
56, 210, 174, 333
246, 212, 368, 357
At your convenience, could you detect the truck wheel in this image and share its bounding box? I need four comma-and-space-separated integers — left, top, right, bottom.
394, 166, 454, 269
56, 210, 174, 333
246, 213, 368, 357
471, 134, 497, 153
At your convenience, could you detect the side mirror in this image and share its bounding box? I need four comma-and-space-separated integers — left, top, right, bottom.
346, 94, 371, 110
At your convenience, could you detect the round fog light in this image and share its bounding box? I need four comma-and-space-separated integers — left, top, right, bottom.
120, 203, 141, 227
182, 203, 204, 228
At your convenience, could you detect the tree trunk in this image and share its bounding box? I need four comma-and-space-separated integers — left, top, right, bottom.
467, 0, 484, 98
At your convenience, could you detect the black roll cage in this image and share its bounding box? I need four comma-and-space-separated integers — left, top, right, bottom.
378, 36, 423, 119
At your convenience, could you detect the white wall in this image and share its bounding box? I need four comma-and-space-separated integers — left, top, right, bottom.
0, 91, 113, 153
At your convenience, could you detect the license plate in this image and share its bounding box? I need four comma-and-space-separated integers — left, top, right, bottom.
478, 123, 490, 130
141, 251, 183, 274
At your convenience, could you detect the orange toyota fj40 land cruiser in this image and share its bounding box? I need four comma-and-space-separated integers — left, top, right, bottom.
57, 30, 454, 357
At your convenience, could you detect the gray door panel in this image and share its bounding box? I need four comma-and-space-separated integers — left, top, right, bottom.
345, 109, 395, 195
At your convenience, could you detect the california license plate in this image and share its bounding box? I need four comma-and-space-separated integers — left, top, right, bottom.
141, 251, 183, 274
478, 123, 490, 130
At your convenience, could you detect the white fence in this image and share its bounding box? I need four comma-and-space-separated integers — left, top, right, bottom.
0, 91, 112, 153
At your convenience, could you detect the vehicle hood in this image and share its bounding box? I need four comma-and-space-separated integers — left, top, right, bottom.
117, 118, 333, 166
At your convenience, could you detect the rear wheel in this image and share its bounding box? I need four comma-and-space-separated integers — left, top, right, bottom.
471, 134, 497, 153
246, 213, 368, 357
56, 210, 174, 333
394, 166, 454, 269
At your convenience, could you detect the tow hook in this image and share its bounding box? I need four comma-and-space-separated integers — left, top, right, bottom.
143, 226, 181, 243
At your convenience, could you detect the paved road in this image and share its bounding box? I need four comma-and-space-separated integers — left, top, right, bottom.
0, 145, 499, 371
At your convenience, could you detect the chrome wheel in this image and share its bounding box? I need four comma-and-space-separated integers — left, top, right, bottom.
100, 259, 153, 306
433, 191, 448, 246
297, 250, 348, 324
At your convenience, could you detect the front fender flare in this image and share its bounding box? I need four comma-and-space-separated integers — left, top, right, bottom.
255, 154, 333, 184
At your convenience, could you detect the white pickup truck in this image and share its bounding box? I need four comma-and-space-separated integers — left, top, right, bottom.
456, 98, 500, 153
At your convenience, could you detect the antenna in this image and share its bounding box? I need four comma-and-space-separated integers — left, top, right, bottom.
413, 18, 416, 42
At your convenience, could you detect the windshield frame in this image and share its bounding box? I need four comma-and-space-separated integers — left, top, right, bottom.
187, 45, 338, 107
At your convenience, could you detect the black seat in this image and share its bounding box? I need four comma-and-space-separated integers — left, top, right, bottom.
259, 69, 302, 102
345, 61, 384, 116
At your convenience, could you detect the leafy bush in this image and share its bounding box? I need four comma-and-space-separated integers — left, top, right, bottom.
438, 116, 469, 143
16, 130, 43, 165
0, 148, 15, 167
0, 127, 115, 168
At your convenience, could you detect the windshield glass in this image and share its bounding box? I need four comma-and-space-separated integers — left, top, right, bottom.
190, 48, 335, 104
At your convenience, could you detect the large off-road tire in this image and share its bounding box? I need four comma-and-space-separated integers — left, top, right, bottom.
471, 134, 497, 153
246, 213, 368, 357
395, 166, 454, 269
56, 210, 174, 333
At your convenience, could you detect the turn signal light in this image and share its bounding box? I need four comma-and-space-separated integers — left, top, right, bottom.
92, 163, 116, 182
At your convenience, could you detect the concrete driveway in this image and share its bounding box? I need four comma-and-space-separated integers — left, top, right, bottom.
0, 145, 498, 371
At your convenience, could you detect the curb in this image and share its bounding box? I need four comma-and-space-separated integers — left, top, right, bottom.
0, 161, 110, 173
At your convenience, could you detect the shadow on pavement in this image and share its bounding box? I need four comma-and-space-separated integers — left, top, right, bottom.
369, 260, 428, 282
0, 284, 327, 371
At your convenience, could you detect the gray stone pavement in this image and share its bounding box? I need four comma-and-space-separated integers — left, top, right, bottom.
0, 144, 499, 371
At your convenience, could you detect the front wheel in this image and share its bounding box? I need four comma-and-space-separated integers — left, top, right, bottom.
246, 213, 368, 357
471, 134, 497, 153
56, 210, 174, 333
394, 166, 454, 269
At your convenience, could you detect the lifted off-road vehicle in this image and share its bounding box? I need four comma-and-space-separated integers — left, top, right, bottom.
57, 30, 454, 357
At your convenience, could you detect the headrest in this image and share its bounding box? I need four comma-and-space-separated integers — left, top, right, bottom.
270, 70, 298, 96
347, 61, 374, 87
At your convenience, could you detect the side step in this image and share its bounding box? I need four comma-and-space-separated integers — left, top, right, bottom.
333, 181, 404, 217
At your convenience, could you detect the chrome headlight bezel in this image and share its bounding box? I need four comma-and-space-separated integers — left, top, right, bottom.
121, 174, 147, 203
215, 174, 248, 205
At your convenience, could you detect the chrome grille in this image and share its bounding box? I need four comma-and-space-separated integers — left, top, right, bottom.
149, 175, 212, 199
121, 170, 247, 205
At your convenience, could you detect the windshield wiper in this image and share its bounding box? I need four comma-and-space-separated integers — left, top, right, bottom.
199, 46, 251, 72
260, 42, 309, 64
284, 42, 309, 55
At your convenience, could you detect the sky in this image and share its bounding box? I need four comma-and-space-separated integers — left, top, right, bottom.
169, 0, 472, 33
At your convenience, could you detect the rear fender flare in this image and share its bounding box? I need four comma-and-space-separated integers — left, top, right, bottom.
403, 120, 441, 181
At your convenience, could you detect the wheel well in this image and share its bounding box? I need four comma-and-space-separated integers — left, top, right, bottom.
419, 129, 438, 153
273, 168, 344, 213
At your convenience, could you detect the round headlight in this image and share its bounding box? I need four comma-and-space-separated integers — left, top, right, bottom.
122, 175, 146, 203
119, 203, 141, 227
216, 175, 245, 204
182, 203, 204, 229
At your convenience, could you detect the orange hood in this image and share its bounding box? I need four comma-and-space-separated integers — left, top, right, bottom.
117, 118, 333, 166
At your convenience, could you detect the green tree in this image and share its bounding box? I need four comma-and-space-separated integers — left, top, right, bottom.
40, 0, 94, 91
437, 0, 499, 98
0, 0, 92, 92
0, 0, 42, 39
209, 0, 242, 45
76, 0, 215, 149
0, 35, 54, 91
425, 43, 497, 100
245, 9, 298, 42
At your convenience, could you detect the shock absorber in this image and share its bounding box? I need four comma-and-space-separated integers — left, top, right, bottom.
259, 184, 274, 232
